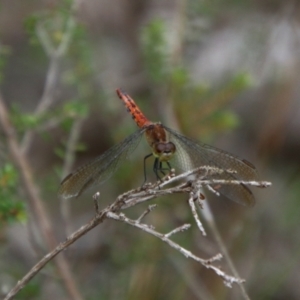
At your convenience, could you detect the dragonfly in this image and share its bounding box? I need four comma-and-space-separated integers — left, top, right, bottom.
58, 89, 259, 206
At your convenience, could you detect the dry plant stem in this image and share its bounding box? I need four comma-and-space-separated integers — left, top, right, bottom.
107, 211, 243, 286
93, 192, 101, 213
121, 182, 190, 209
164, 224, 191, 238
21, 5, 77, 153
202, 202, 251, 300
4, 207, 111, 300
0, 93, 83, 300
3, 165, 271, 299
172, 0, 187, 65
136, 204, 157, 223
158, 166, 272, 189
188, 194, 206, 236
3, 167, 260, 299
169, 256, 215, 300
159, 0, 187, 129
120, 168, 271, 212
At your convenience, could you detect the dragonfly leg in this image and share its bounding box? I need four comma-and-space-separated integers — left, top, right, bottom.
143, 153, 153, 185
166, 161, 172, 171
145, 155, 173, 184
158, 161, 173, 175
153, 158, 162, 181
158, 161, 166, 176
154, 160, 174, 180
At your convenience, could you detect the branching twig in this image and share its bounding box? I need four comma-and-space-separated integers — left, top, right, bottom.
0, 3, 83, 297
188, 192, 206, 236
4, 4, 83, 297
107, 211, 243, 287
136, 204, 157, 223
21, 2, 78, 153
165, 224, 191, 238
3, 164, 271, 299
3, 206, 111, 300
0, 91, 83, 300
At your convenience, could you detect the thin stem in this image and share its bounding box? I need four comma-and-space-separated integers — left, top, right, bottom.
3, 163, 271, 299
0, 91, 83, 300
60, 118, 85, 235
21, 3, 77, 153
201, 201, 251, 299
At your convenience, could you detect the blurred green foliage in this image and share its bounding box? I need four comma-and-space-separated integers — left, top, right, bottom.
0, 163, 25, 225
11, 104, 41, 132
23, 2, 94, 164
25, 2, 75, 48
16, 280, 41, 299
10, 100, 89, 135
141, 19, 252, 141
0, 45, 11, 83
1, 0, 94, 224
141, 19, 169, 82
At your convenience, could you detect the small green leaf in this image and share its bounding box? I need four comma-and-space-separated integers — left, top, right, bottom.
54, 146, 66, 159
171, 68, 189, 87
0, 164, 25, 226
0, 163, 18, 189
211, 110, 240, 130
231, 73, 253, 91
76, 142, 87, 152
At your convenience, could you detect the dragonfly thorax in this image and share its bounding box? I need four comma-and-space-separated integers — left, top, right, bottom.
144, 123, 176, 162
152, 141, 176, 161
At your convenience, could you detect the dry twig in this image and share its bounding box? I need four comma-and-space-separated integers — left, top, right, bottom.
3, 165, 271, 300
0, 2, 83, 299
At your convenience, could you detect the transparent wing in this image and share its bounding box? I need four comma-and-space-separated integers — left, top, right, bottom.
58, 128, 146, 199
163, 126, 259, 206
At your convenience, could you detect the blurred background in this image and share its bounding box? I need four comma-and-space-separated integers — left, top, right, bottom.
0, 0, 300, 299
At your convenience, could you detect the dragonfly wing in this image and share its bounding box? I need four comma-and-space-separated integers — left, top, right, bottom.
163, 126, 259, 206
58, 128, 146, 199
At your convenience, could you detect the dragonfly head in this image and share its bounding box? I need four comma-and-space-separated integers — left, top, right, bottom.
153, 142, 176, 161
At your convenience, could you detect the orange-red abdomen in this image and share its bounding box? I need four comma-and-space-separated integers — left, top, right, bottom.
116, 89, 152, 128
